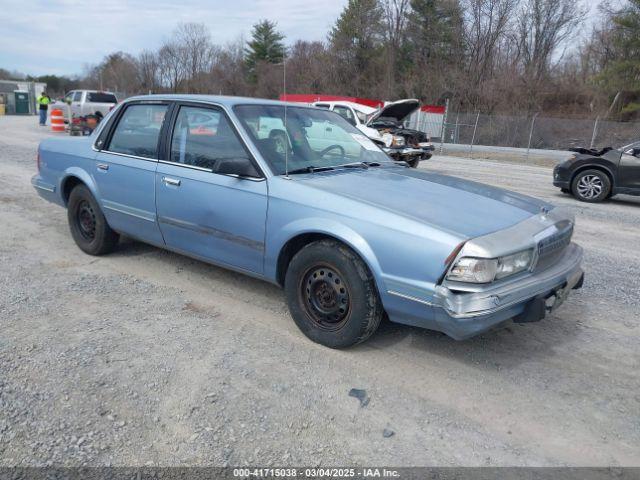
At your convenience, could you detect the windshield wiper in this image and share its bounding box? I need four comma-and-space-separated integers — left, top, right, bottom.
336, 161, 382, 169
286, 165, 335, 175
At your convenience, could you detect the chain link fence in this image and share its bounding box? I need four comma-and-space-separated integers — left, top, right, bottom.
407, 108, 640, 156
440, 112, 640, 151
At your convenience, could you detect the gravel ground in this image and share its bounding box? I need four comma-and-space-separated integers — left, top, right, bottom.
0, 116, 639, 467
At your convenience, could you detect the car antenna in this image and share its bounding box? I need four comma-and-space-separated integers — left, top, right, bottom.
283, 49, 289, 178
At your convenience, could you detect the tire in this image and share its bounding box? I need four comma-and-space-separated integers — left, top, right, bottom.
561, 188, 570, 194
284, 240, 383, 348
67, 184, 119, 255
406, 158, 420, 168
571, 169, 611, 203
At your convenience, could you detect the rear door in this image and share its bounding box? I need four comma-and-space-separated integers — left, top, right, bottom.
155, 103, 268, 274
94, 101, 169, 245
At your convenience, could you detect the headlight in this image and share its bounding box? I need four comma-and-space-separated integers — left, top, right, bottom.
391, 135, 405, 147
447, 249, 533, 283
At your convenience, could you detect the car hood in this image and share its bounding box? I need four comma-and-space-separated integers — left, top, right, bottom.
366, 99, 420, 125
295, 167, 551, 239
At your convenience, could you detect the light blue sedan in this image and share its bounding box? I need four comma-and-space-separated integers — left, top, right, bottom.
32, 95, 584, 348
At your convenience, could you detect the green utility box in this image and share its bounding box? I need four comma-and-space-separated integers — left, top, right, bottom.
14, 91, 30, 114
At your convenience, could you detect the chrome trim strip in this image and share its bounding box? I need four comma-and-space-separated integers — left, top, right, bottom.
388, 290, 435, 306
102, 200, 156, 223
158, 159, 211, 172
99, 150, 157, 163
157, 159, 266, 181
33, 182, 56, 193
158, 215, 264, 252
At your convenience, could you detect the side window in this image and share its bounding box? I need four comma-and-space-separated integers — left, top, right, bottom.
333, 106, 356, 126
107, 104, 167, 159
64, 92, 74, 103
73, 91, 82, 102
170, 106, 251, 173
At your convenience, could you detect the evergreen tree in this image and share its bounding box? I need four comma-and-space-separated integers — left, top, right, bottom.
597, 0, 640, 116
328, 0, 385, 96
245, 20, 286, 78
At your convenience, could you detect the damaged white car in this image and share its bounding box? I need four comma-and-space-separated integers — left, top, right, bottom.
313, 99, 435, 168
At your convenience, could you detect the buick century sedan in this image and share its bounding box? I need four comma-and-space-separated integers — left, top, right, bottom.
32, 95, 584, 348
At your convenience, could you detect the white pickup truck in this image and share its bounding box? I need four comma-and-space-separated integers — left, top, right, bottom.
56, 90, 118, 121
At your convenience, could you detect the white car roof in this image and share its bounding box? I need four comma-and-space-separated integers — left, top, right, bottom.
313, 101, 378, 115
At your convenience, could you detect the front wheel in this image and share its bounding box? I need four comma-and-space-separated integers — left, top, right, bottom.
571, 169, 611, 202
406, 158, 420, 168
67, 184, 119, 255
284, 240, 383, 348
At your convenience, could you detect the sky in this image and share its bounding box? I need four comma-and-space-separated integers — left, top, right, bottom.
1, 0, 600, 78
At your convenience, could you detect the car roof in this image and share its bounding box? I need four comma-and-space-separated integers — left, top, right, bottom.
125, 94, 314, 109
313, 100, 377, 115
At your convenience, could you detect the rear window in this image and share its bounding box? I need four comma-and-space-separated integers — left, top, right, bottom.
87, 92, 117, 103
107, 104, 167, 159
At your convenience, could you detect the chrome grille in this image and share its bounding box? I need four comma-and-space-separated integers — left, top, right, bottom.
534, 222, 573, 272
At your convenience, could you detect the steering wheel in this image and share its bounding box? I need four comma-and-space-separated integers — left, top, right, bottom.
319, 144, 345, 158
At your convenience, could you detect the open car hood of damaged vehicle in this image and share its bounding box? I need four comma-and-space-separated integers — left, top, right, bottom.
366, 99, 420, 126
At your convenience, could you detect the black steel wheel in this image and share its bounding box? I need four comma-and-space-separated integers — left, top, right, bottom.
285, 239, 383, 348
67, 184, 119, 255
301, 264, 351, 331
76, 200, 97, 241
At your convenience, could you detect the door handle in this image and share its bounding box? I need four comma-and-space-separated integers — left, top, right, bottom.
162, 177, 181, 186
97, 163, 109, 171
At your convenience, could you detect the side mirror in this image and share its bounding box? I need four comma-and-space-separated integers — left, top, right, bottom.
632, 148, 640, 157
217, 158, 261, 178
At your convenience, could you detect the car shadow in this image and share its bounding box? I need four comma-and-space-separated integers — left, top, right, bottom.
357, 309, 582, 370
109, 236, 581, 370
551, 192, 640, 207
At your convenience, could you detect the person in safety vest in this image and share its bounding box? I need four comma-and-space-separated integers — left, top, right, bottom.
36, 92, 51, 126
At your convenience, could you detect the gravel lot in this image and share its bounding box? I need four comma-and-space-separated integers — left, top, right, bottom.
1, 115, 639, 467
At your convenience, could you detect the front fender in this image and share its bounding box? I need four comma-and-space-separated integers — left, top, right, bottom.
265, 217, 385, 291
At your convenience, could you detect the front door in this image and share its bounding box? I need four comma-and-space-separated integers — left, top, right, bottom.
94, 102, 168, 245
155, 104, 268, 275
619, 149, 640, 191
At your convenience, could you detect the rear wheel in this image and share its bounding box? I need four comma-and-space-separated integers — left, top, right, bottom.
284, 240, 383, 348
571, 169, 611, 202
67, 184, 119, 255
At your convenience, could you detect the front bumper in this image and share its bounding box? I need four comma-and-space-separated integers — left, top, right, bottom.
384, 242, 584, 340
433, 243, 583, 339
383, 146, 424, 158
553, 164, 572, 189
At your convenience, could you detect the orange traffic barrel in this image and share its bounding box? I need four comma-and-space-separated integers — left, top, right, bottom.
50, 109, 65, 132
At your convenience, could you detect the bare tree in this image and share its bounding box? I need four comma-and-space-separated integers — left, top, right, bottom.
136, 50, 160, 94
516, 0, 586, 109
157, 41, 186, 93
381, 0, 410, 97
461, 0, 519, 108
172, 23, 215, 92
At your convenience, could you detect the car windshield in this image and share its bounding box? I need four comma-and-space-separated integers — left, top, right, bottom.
233, 104, 390, 175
